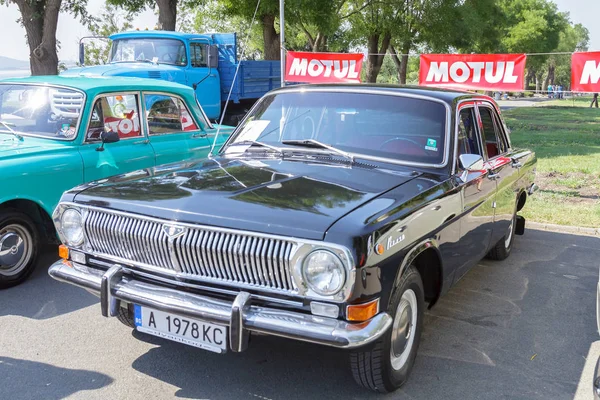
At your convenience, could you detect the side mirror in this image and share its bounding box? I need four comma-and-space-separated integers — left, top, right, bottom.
96, 130, 120, 152
459, 154, 484, 171
458, 154, 484, 182
79, 41, 85, 66
208, 45, 219, 69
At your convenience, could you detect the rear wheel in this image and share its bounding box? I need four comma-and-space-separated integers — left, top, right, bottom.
350, 265, 424, 393
487, 211, 517, 261
0, 209, 39, 289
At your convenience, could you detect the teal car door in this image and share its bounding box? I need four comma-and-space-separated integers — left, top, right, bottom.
144, 93, 212, 165
79, 92, 155, 182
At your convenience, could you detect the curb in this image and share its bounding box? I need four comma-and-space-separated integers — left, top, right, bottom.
528, 221, 600, 237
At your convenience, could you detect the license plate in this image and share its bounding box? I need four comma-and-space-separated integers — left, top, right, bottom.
134, 305, 227, 353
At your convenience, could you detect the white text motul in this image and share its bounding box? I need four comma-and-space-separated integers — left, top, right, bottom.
580, 60, 600, 84
288, 58, 360, 79
425, 61, 519, 84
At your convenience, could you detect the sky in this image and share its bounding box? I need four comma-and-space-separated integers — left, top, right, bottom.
0, 0, 598, 63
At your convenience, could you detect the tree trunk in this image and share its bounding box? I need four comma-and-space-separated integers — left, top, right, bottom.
365, 32, 391, 83
262, 14, 280, 60
156, 0, 178, 31
525, 69, 535, 91
15, 0, 61, 76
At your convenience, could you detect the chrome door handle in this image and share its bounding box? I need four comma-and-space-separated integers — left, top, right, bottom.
133, 139, 149, 145
192, 133, 208, 138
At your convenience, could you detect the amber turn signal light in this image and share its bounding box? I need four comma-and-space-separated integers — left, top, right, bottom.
346, 298, 380, 322
58, 244, 69, 260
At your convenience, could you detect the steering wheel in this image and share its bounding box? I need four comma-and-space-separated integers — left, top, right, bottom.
161, 53, 175, 62
379, 137, 429, 156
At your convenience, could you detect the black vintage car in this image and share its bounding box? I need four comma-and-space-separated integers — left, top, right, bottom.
49, 84, 537, 392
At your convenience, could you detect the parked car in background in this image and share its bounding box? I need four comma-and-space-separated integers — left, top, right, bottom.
66, 31, 281, 124
0, 75, 232, 288
49, 84, 536, 392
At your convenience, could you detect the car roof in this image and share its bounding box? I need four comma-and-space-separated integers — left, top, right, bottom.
110, 30, 212, 41
0, 75, 195, 96
273, 83, 492, 105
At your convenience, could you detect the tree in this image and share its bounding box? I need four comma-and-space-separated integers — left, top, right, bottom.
82, 5, 134, 65
1, 0, 93, 75
107, 0, 202, 31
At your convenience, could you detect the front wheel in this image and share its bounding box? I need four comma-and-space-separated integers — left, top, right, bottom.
350, 265, 424, 393
0, 209, 39, 289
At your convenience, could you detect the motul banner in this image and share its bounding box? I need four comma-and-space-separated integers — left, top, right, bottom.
419, 54, 527, 91
571, 52, 600, 92
285, 51, 363, 84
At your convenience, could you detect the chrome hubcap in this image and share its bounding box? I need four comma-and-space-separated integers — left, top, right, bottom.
390, 289, 418, 370
0, 224, 32, 276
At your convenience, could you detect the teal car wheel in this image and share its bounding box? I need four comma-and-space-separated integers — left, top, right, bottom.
0, 209, 39, 289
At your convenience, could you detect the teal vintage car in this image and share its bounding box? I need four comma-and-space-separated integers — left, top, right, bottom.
0, 75, 232, 288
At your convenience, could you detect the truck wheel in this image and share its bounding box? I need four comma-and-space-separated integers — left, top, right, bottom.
0, 209, 39, 289
487, 212, 517, 261
116, 304, 136, 328
350, 265, 424, 393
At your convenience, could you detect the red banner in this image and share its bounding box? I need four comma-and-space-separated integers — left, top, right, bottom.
419, 54, 527, 91
571, 52, 600, 92
285, 51, 363, 84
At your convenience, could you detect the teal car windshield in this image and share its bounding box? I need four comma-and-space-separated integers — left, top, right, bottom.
110, 38, 187, 66
0, 84, 84, 140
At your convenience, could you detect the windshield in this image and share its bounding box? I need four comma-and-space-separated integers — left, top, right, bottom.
0, 84, 84, 140
224, 91, 448, 165
110, 38, 187, 66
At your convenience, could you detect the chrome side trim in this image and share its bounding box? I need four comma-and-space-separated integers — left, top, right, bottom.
48, 260, 392, 350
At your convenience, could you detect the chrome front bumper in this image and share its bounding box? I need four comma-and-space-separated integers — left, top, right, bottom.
48, 260, 392, 352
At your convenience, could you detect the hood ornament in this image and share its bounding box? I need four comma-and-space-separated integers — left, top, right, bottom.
162, 224, 186, 240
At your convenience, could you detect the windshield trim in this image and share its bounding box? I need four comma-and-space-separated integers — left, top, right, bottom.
110, 37, 188, 67
220, 88, 452, 169
0, 82, 86, 142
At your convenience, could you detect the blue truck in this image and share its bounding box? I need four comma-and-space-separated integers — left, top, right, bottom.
63, 31, 281, 124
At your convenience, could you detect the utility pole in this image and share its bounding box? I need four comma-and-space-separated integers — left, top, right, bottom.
280, 0, 285, 87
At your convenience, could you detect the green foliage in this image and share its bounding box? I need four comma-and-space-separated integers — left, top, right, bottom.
82, 5, 134, 65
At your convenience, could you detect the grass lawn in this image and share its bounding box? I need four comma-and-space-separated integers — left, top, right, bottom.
503, 104, 600, 228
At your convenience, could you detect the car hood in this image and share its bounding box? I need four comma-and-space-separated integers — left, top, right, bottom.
73, 156, 421, 240
62, 63, 182, 79
0, 135, 66, 160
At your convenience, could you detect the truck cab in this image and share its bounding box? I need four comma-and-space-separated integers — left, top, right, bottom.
63, 31, 281, 123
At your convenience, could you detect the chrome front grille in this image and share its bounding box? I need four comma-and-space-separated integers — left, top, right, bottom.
83, 209, 298, 293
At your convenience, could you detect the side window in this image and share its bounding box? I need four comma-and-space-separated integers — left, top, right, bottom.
190, 43, 207, 68
457, 107, 481, 159
86, 94, 141, 141
145, 94, 198, 135
478, 106, 507, 158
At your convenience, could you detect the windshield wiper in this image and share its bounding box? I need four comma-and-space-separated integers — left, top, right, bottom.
282, 139, 353, 161
227, 140, 284, 156
0, 121, 23, 140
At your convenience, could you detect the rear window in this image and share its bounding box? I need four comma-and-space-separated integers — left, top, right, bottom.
227, 91, 448, 165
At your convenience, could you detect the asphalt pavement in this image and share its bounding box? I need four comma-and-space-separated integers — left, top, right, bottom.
1, 229, 599, 400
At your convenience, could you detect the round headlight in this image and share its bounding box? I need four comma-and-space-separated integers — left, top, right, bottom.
61, 209, 84, 246
302, 250, 346, 296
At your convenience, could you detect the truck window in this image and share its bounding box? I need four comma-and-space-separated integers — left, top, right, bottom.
478, 106, 507, 158
145, 94, 198, 135
190, 43, 208, 68
86, 94, 142, 141
111, 38, 187, 66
